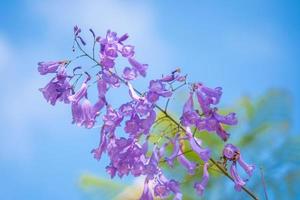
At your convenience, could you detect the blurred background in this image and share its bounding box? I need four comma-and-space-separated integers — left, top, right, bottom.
0, 0, 299, 199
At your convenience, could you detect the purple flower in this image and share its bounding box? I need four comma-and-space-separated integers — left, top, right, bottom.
150, 80, 172, 97
195, 83, 222, 115
238, 154, 255, 177
223, 144, 255, 191
102, 70, 120, 87
154, 182, 170, 199
129, 57, 148, 77
223, 143, 240, 161
119, 102, 134, 116
40, 78, 72, 105
194, 162, 209, 196
196, 109, 237, 141
38, 61, 64, 75
230, 162, 246, 191
71, 98, 103, 128
97, 78, 107, 98
180, 92, 200, 126
139, 179, 153, 200
165, 135, 180, 167
122, 67, 137, 80
124, 114, 141, 136
68, 82, 88, 103
160, 68, 186, 83
121, 45, 135, 57
102, 106, 123, 133
186, 126, 211, 162
177, 148, 197, 175
92, 126, 108, 160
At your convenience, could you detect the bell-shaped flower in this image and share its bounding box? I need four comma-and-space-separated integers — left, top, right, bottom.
194, 162, 209, 196
195, 83, 222, 115
129, 57, 148, 77
177, 148, 197, 175
38, 61, 63, 75
238, 154, 255, 177
165, 135, 180, 167
180, 92, 200, 126
139, 179, 154, 200
122, 67, 137, 80
230, 162, 246, 191
186, 126, 211, 162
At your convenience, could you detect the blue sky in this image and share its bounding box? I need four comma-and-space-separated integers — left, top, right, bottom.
0, 0, 299, 199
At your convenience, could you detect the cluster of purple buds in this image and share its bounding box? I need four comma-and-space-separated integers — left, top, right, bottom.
38, 26, 255, 199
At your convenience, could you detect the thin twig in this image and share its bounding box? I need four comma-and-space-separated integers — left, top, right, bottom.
260, 167, 268, 200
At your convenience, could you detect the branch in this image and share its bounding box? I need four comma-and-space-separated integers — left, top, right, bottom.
74, 41, 259, 200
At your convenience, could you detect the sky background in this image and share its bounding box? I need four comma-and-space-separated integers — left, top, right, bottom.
0, 0, 299, 199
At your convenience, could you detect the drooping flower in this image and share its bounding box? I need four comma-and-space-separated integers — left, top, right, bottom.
39, 79, 71, 105
165, 134, 180, 167
238, 154, 255, 177
128, 57, 148, 77
102, 105, 123, 133
194, 162, 210, 196
38, 61, 64, 75
230, 162, 246, 191
186, 126, 211, 162
196, 108, 237, 141
180, 91, 200, 126
139, 179, 154, 200
195, 83, 222, 115
177, 147, 197, 175
223, 144, 255, 191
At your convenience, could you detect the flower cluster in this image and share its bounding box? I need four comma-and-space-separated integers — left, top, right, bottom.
38, 26, 255, 199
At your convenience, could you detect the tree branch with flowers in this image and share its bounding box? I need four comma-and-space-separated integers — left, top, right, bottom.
38, 26, 258, 200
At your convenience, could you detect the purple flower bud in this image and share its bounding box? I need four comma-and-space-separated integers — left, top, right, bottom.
89, 28, 96, 38
77, 36, 86, 46
194, 162, 209, 196
74, 25, 81, 36
118, 33, 129, 43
